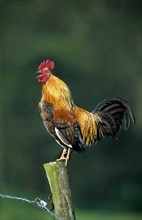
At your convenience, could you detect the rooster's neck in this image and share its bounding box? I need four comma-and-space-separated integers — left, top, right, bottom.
42, 74, 75, 110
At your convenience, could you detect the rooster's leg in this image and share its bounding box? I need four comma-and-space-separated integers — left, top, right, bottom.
65, 148, 71, 166
56, 148, 72, 166
56, 148, 67, 161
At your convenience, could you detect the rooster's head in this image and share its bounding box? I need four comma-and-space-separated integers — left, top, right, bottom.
37, 60, 55, 83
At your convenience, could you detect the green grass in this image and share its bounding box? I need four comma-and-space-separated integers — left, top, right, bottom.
1, 199, 142, 220
76, 210, 142, 220
1, 186, 141, 220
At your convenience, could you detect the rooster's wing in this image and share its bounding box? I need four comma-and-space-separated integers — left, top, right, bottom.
39, 100, 85, 152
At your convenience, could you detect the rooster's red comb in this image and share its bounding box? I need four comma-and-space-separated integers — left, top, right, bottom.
38, 60, 55, 71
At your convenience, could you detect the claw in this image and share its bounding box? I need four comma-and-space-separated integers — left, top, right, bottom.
56, 148, 72, 166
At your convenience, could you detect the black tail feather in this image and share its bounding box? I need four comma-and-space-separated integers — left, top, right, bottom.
92, 97, 135, 140
97, 111, 117, 137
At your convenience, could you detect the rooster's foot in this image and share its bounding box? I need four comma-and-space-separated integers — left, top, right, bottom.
56, 148, 72, 166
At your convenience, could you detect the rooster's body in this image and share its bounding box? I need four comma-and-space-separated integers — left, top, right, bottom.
37, 60, 135, 165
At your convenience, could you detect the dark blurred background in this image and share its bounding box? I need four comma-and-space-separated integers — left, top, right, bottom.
1, 0, 142, 218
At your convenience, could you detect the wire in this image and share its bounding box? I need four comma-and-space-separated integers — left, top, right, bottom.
0, 193, 63, 220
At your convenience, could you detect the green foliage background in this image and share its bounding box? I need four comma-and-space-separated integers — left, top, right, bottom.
0, 0, 141, 217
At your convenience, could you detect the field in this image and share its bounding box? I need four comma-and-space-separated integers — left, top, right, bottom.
1, 199, 142, 220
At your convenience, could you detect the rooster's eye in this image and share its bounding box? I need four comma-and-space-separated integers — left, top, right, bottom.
42, 67, 49, 73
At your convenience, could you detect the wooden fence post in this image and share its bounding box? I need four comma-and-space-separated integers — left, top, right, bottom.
44, 161, 76, 220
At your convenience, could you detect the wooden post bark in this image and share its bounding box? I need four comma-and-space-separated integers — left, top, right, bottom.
44, 161, 76, 220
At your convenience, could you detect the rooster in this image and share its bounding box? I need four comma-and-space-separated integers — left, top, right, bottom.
37, 59, 135, 165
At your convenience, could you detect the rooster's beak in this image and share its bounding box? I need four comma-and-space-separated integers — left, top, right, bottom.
36, 72, 42, 78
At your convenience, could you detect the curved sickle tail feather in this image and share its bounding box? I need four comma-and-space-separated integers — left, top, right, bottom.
92, 97, 135, 140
